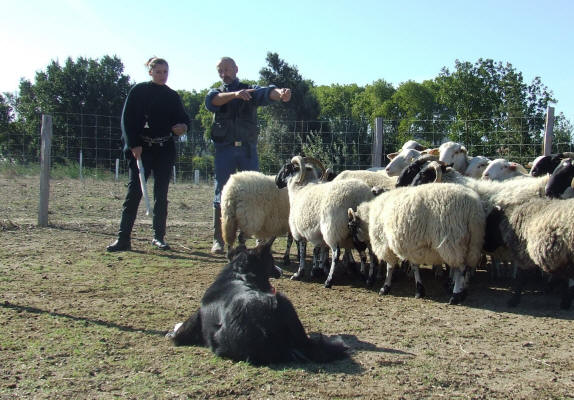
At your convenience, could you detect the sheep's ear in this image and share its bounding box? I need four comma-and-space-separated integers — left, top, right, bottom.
371, 186, 385, 196
348, 208, 357, 222
425, 148, 440, 156
387, 152, 398, 160
526, 162, 533, 168
461, 146, 468, 154
508, 163, 518, 171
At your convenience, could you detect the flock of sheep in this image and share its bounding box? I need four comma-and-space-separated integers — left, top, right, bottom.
218, 140, 574, 309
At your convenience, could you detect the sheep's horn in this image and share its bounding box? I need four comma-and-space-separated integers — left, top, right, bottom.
302, 156, 326, 180
291, 156, 306, 183
428, 161, 443, 183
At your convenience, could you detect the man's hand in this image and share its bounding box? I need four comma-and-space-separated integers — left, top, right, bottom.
172, 123, 188, 136
278, 88, 291, 102
234, 88, 255, 101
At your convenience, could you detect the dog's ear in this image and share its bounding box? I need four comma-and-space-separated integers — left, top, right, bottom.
227, 244, 247, 261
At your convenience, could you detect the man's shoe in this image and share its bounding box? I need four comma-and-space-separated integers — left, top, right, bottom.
106, 239, 131, 252
210, 240, 224, 255
152, 238, 170, 250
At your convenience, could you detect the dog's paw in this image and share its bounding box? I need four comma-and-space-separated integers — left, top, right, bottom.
165, 322, 183, 339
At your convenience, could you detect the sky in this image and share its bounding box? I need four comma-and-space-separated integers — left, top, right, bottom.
2, 0, 574, 123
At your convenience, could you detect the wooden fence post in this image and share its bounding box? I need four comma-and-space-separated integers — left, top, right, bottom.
543, 106, 555, 156
372, 117, 384, 168
38, 114, 52, 227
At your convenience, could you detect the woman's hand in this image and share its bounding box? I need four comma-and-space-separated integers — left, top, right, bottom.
131, 146, 142, 160
172, 123, 188, 136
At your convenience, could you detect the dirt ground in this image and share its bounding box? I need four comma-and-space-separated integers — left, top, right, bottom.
1, 174, 573, 399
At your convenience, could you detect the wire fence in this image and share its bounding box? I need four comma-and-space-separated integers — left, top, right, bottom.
1, 111, 573, 183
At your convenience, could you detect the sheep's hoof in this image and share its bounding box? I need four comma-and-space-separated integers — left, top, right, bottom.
324, 279, 333, 289
291, 271, 303, 281
449, 290, 466, 305
415, 282, 426, 299
379, 285, 391, 295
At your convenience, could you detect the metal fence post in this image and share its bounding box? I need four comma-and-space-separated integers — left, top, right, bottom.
38, 115, 52, 227
372, 117, 384, 168
543, 106, 555, 156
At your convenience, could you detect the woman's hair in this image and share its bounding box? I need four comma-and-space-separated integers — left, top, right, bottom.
145, 57, 168, 71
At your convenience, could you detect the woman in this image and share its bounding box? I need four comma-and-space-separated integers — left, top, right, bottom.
107, 57, 189, 251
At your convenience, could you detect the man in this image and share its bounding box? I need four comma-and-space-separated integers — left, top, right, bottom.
205, 57, 291, 254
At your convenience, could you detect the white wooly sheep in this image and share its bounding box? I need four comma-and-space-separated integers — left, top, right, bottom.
439, 141, 492, 178
464, 156, 491, 179
401, 140, 427, 151
333, 168, 398, 192
221, 167, 323, 263
348, 183, 486, 304
412, 162, 562, 287
385, 147, 440, 177
438, 141, 469, 173
486, 196, 574, 309
276, 156, 375, 288
481, 158, 528, 181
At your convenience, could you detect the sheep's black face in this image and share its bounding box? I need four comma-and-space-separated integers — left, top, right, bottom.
531, 155, 560, 177
545, 158, 574, 198
411, 165, 439, 186
275, 163, 297, 188
396, 163, 424, 187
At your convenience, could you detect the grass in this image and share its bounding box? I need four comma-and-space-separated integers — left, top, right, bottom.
2, 173, 574, 399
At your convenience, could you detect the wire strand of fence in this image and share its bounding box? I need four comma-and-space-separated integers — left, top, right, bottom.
1, 112, 573, 183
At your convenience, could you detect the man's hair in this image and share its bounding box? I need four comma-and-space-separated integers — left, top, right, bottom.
217, 57, 236, 67
146, 57, 169, 71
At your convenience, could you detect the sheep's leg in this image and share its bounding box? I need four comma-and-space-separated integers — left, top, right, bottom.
324, 245, 340, 289
559, 278, 574, 310
238, 230, 246, 246
379, 262, 395, 295
507, 267, 526, 307
449, 267, 467, 305
311, 245, 324, 278
320, 246, 330, 275
432, 264, 445, 280
291, 239, 307, 281
412, 264, 425, 299
365, 249, 378, 287
283, 233, 293, 266
342, 249, 360, 277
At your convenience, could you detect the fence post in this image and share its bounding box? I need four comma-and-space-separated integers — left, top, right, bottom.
173, 165, 177, 184
194, 169, 200, 185
372, 117, 384, 168
38, 114, 52, 227
79, 150, 83, 181
543, 106, 555, 156
115, 158, 119, 180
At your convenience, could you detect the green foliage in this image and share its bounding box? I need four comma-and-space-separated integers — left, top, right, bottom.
192, 154, 214, 176
259, 52, 320, 122
258, 120, 291, 174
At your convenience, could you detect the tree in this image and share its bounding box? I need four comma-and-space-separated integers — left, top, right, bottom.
12, 55, 132, 166
433, 59, 556, 159
380, 80, 437, 145
258, 52, 320, 122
